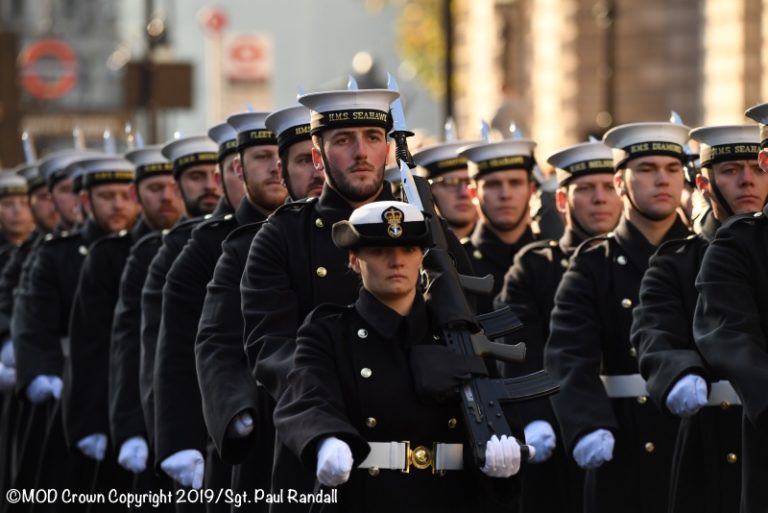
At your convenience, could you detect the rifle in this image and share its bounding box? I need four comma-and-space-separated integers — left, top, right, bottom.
387, 74, 559, 467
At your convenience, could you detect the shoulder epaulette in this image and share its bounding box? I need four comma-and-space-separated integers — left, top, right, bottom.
720, 210, 765, 231
163, 217, 205, 239
43, 230, 80, 245
654, 233, 699, 256
573, 233, 612, 257
132, 230, 162, 250
223, 221, 266, 244
89, 229, 132, 250
271, 197, 317, 217
196, 212, 238, 231
304, 302, 351, 324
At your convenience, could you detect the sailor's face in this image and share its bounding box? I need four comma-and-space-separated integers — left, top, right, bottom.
350, 245, 423, 304
51, 177, 82, 227
619, 155, 684, 220
430, 169, 477, 230
178, 164, 221, 215
566, 173, 622, 235
710, 159, 768, 215
137, 174, 183, 230
283, 139, 324, 200
240, 145, 287, 211
87, 183, 139, 233
473, 169, 534, 232
0, 194, 33, 240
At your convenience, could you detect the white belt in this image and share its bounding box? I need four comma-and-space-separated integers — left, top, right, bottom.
358, 441, 463, 473
601, 374, 741, 406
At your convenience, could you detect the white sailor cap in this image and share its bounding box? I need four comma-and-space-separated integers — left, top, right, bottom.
265, 105, 312, 152
39, 149, 104, 187
689, 125, 760, 168
332, 200, 431, 249
603, 122, 690, 169
298, 89, 398, 135
14, 163, 45, 192
412, 140, 479, 179
546, 142, 615, 186
125, 145, 173, 183
66, 156, 135, 190
207, 122, 239, 160
0, 173, 29, 197
459, 139, 537, 180
226, 112, 276, 151
161, 135, 218, 179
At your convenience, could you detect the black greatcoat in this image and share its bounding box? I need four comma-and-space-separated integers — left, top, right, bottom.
462, 222, 535, 315
544, 216, 690, 513
494, 229, 585, 513
694, 207, 768, 513
154, 198, 264, 510
274, 290, 518, 513
631, 214, 740, 513
241, 184, 473, 513
195, 220, 271, 513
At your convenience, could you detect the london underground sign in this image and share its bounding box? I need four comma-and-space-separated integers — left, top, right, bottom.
19, 38, 78, 100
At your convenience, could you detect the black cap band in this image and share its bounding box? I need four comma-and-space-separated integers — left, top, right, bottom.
556, 158, 615, 186
472, 155, 534, 180
700, 143, 759, 168
236, 130, 277, 151
47, 169, 69, 190
310, 109, 392, 135
82, 170, 135, 189
173, 152, 217, 179
136, 162, 174, 184
218, 140, 239, 162
614, 142, 685, 170
0, 185, 29, 197
423, 157, 468, 179
276, 124, 312, 152
26, 176, 46, 193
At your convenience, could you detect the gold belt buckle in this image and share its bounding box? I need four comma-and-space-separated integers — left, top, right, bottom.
402, 441, 435, 474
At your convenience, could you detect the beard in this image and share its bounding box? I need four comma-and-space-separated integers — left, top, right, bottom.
324, 160, 384, 203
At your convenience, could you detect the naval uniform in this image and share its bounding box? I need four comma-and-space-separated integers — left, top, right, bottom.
631, 213, 740, 513
494, 229, 585, 513
154, 198, 264, 511
195, 220, 270, 513
545, 216, 690, 513
693, 207, 768, 513
274, 290, 519, 513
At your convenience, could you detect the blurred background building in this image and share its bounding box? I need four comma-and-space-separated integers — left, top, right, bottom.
0, 0, 765, 166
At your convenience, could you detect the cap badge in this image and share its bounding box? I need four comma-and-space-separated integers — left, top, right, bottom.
382, 206, 404, 239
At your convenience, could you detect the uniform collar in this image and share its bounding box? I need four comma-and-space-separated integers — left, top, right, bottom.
236, 196, 267, 225
80, 219, 108, 246
469, 222, 535, 265
213, 197, 234, 216
699, 209, 721, 243
130, 217, 153, 241
316, 182, 395, 224
614, 215, 690, 269
558, 228, 583, 255
355, 288, 428, 343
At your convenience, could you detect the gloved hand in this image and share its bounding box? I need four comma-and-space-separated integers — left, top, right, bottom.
0, 363, 15, 391
666, 374, 708, 417
161, 449, 205, 489
524, 420, 556, 463
0, 340, 14, 367
118, 436, 149, 474
226, 411, 254, 438
409, 344, 488, 403
316, 436, 353, 487
481, 434, 522, 478
26, 375, 62, 404
77, 433, 108, 461
573, 429, 614, 469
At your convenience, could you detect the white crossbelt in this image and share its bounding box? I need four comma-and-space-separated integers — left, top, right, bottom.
600, 373, 741, 406
358, 442, 463, 471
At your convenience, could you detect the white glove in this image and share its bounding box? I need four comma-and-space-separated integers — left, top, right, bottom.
481, 434, 522, 478
226, 411, 254, 438
26, 375, 62, 404
0, 363, 15, 391
0, 340, 14, 367
316, 436, 353, 487
666, 374, 708, 417
118, 436, 149, 474
524, 420, 557, 463
161, 449, 205, 489
77, 433, 108, 461
573, 429, 614, 469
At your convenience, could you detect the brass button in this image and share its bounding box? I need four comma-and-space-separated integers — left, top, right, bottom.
357, 328, 368, 339
360, 368, 372, 379
118, 229, 128, 237
548, 240, 558, 247
447, 418, 457, 429
316, 266, 327, 278
720, 401, 731, 410
472, 249, 482, 260
617, 255, 627, 265
644, 442, 655, 453
560, 258, 569, 268
368, 467, 380, 477
621, 298, 633, 309
315, 218, 324, 228
637, 395, 648, 405
410, 446, 432, 470
78, 245, 88, 256
224, 214, 233, 220
365, 417, 377, 428
726, 453, 738, 464
629, 347, 638, 358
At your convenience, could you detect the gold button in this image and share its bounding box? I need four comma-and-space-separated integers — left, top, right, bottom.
118, 229, 128, 237
411, 446, 432, 469
473, 249, 482, 260
720, 401, 731, 410
365, 417, 377, 428
357, 328, 368, 339
78, 245, 88, 256
629, 347, 637, 358
316, 267, 327, 278
549, 240, 558, 247
617, 255, 627, 265
368, 467, 380, 477
644, 442, 655, 453
315, 218, 324, 228
360, 368, 372, 379
224, 214, 233, 220
447, 418, 457, 429
621, 298, 633, 309
637, 395, 648, 405
726, 453, 738, 464
560, 258, 569, 268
